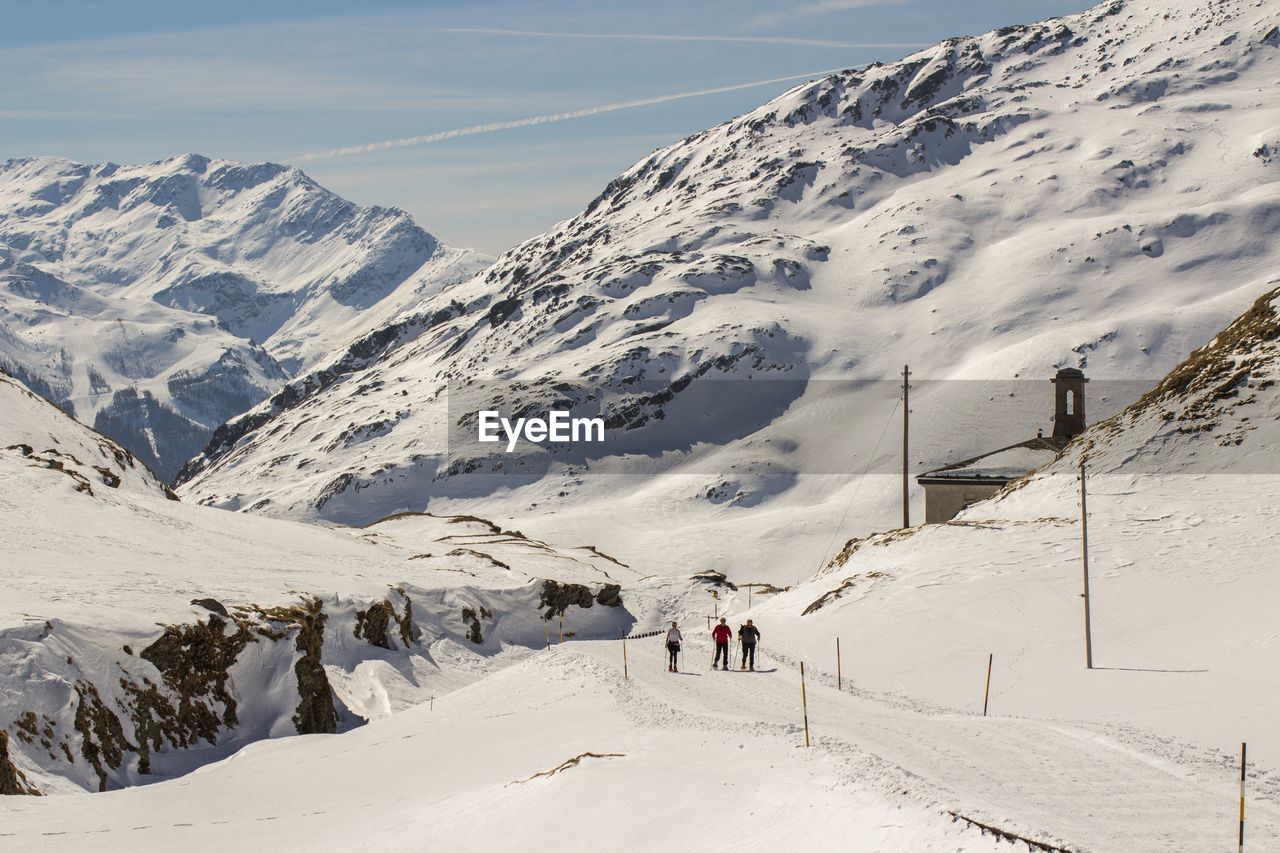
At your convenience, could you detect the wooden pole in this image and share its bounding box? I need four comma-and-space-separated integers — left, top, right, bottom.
982, 653, 993, 716
544, 618, 549, 649
623, 638, 629, 681
1080, 458, 1094, 670
902, 364, 911, 529
1240, 741, 1247, 852
836, 637, 842, 691
559, 612, 564, 644
800, 661, 811, 748
430, 695, 434, 711
748, 585, 752, 608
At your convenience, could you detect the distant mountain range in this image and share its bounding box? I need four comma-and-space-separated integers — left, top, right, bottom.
0, 154, 489, 479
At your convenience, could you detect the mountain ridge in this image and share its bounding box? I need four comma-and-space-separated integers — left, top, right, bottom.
178, 0, 1280, 582
0, 153, 490, 479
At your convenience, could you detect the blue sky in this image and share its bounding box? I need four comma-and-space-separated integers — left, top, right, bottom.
2, 0, 1094, 255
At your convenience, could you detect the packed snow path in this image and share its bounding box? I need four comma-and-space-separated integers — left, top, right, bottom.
5, 636, 1276, 852
590, 635, 1280, 851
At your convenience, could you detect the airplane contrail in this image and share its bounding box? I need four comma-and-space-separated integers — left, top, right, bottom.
296, 68, 851, 161
428, 27, 927, 51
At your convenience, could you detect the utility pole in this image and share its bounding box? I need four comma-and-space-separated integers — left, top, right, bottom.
902, 364, 911, 529
1080, 458, 1094, 670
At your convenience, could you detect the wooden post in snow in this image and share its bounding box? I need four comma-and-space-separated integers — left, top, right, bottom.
623, 638, 629, 681
1080, 458, 1094, 670
902, 364, 911, 529
982, 653, 993, 717
836, 637, 842, 691
1240, 742, 1247, 852
800, 661, 811, 748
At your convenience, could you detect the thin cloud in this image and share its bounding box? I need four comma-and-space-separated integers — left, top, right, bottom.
746, 0, 913, 31
296, 68, 850, 161
430, 27, 927, 50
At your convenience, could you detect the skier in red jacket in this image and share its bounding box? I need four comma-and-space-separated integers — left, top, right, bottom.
711, 617, 732, 670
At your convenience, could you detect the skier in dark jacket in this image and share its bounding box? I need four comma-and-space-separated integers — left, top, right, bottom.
665, 621, 683, 672
738, 619, 760, 671
711, 618, 732, 670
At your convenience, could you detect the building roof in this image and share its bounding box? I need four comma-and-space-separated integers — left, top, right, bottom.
917, 435, 1067, 486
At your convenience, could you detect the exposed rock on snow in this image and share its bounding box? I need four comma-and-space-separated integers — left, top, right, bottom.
0, 384, 648, 793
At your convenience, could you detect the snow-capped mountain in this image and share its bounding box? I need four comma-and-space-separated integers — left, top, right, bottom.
0, 155, 489, 480
178, 0, 1280, 580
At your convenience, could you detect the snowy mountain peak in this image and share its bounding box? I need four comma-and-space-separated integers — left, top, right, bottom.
0, 155, 490, 479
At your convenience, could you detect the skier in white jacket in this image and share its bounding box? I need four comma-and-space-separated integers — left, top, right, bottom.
665, 622, 683, 672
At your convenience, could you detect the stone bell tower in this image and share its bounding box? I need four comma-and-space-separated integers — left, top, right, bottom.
1050, 367, 1088, 439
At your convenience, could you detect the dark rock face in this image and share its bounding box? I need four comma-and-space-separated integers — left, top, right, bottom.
594, 584, 623, 608
538, 580, 597, 619
354, 600, 394, 649
73, 681, 132, 792
290, 598, 338, 735
190, 598, 230, 617
460, 606, 490, 645
140, 614, 250, 746
0, 730, 39, 796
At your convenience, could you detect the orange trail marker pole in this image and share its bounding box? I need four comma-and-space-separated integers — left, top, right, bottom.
836, 637, 842, 691
800, 662, 811, 748
1240, 741, 1247, 852
982, 653, 993, 716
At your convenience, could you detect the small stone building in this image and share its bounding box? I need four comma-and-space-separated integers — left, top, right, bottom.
917, 368, 1087, 524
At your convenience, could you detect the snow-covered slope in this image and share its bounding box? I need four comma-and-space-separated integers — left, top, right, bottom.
5, 290, 1280, 848
0, 369, 649, 795
752, 286, 1280, 780
0, 368, 175, 500
0, 155, 489, 480
179, 0, 1280, 582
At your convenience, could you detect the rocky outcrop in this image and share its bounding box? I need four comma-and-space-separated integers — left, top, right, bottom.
288, 597, 338, 735
3, 579, 632, 793
354, 593, 416, 649
538, 580, 596, 619
537, 580, 624, 620
73, 682, 133, 792
354, 600, 394, 649
460, 606, 492, 645
0, 730, 39, 796
140, 614, 250, 745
